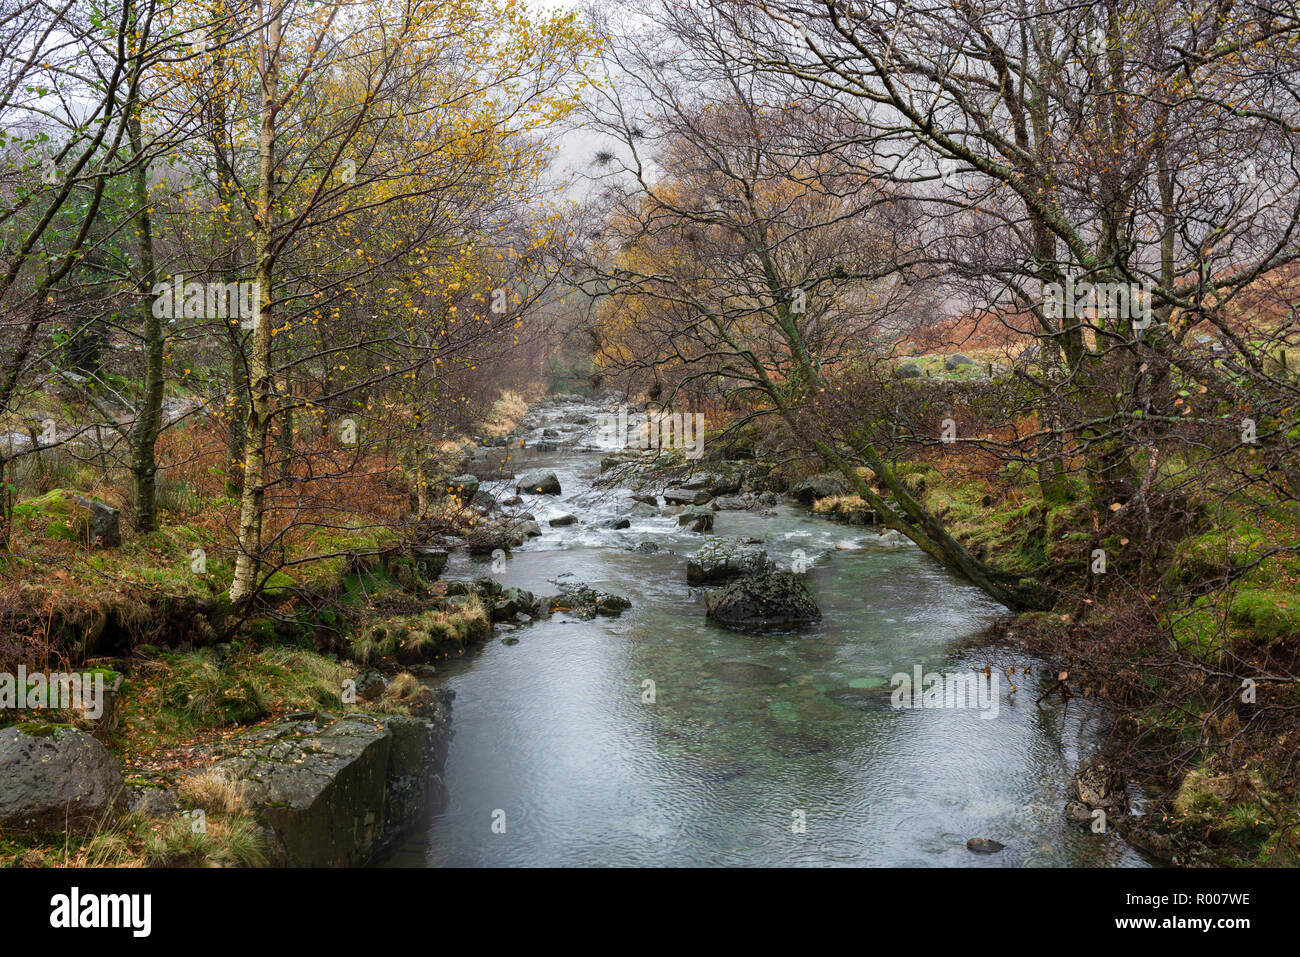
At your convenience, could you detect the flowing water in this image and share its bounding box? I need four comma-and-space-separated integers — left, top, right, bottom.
384, 399, 1148, 867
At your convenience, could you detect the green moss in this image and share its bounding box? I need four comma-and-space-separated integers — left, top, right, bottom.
12, 721, 74, 737
1229, 588, 1300, 645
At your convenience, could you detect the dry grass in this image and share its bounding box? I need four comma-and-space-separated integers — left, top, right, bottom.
178, 768, 245, 815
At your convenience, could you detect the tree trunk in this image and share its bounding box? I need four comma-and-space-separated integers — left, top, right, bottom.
230, 2, 279, 604
126, 12, 163, 534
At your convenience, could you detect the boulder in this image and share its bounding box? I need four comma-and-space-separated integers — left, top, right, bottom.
706, 572, 821, 631
895, 361, 923, 379
518, 520, 543, 538
687, 538, 771, 585
549, 514, 578, 527
709, 473, 743, 496
493, 587, 537, 621
1069, 763, 1129, 814
629, 502, 659, 517
678, 507, 714, 532
446, 474, 480, 501
712, 495, 750, 510
664, 487, 712, 506
631, 493, 659, 506
217, 706, 452, 867
16, 489, 122, 548
0, 724, 127, 832
544, 583, 632, 620
604, 517, 632, 530
677, 474, 714, 491
791, 473, 848, 506
945, 353, 974, 370
469, 489, 498, 512
516, 470, 561, 495
409, 546, 449, 580
465, 522, 524, 554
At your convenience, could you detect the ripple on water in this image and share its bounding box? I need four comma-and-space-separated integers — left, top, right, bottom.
384, 403, 1150, 868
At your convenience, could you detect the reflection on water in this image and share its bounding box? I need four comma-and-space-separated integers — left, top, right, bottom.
383, 403, 1147, 867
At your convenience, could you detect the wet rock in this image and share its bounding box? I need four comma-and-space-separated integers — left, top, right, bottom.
604, 517, 632, 530
824, 687, 892, 710
470, 489, 498, 512
465, 522, 524, 554
516, 470, 561, 495
678, 507, 714, 532
355, 669, 387, 701
1070, 762, 1129, 814
493, 587, 537, 621
706, 572, 821, 631
549, 513, 578, 527
216, 706, 453, 867
757, 492, 778, 507
519, 520, 543, 538
1064, 802, 1095, 826
709, 473, 742, 496
631, 541, 659, 554
542, 428, 560, 437
631, 493, 658, 506
410, 546, 449, 580
966, 837, 1005, 854
472, 577, 502, 599
687, 538, 771, 585
664, 487, 712, 506
544, 583, 632, 620
600, 451, 642, 472
446, 474, 480, 502
791, 473, 848, 506
629, 502, 659, 517
0, 725, 127, 832
712, 495, 750, 510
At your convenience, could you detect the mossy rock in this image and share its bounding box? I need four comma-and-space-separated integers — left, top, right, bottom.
14, 489, 121, 548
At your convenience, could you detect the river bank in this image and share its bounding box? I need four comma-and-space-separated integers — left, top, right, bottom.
1, 390, 1291, 866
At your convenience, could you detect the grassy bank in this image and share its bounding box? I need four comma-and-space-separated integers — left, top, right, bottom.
0, 390, 536, 867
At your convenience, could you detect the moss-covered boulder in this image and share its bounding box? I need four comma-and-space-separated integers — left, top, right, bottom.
14, 488, 121, 548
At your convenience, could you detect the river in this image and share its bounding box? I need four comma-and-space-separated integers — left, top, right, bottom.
383, 397, 1148, 867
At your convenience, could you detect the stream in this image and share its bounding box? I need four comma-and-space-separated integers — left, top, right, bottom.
383, 397, 1148, 867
